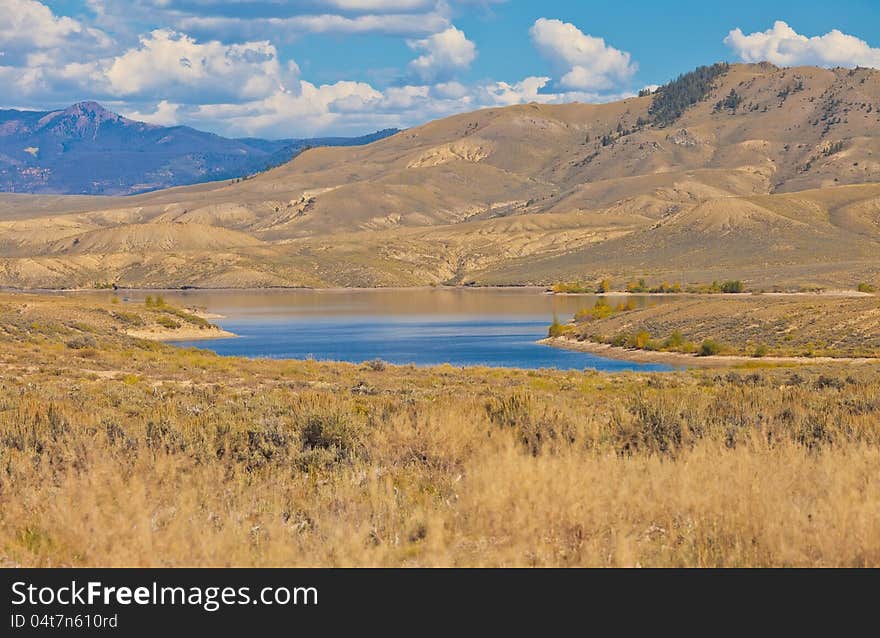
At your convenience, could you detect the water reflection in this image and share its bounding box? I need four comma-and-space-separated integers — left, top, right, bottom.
109, 288, 675, 372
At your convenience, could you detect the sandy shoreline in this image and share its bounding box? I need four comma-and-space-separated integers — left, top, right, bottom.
126, 327, 237, 342
539, 337, 880, 367
550, 290, 873, 299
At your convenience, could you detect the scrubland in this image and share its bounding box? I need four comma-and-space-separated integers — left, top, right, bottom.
559, 294, 880, 360
1, 294, 879, 567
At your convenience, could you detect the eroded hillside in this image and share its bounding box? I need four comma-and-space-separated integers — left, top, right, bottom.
1, 63, 879, 289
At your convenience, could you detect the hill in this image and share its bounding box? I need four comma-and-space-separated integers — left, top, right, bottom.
0, 101, 398, 195
0, 62, 879, 289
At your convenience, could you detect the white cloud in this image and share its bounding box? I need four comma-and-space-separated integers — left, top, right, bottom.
176, 12, 450, 41
479, 76, 551, 106
0, 0, 113, 65
0, 0, 83, 52
408, 27, 476, 81
122, 99, 180, 126
529, 18, 637, 91
184, 80, 385, 135
0, 1, 634, 140
725, 21, 880, 68
104, 29, 296, 103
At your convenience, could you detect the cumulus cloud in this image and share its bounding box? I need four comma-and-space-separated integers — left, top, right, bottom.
104, 29, 296, 103
408, 27, 476, 81
0, 0, 82, 53
0, 0, 113, 65
725, 21, 880, 68
122, 99, 181, 126
529, 18, 636, 91
0, 1, 634, 139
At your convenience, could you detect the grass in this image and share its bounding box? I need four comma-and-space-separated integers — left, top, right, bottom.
1, 293, 880, 567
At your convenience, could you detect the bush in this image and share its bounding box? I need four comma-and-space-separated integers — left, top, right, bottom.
596, 279, 612, 294
551, 282, 592, 294
649, 281, 682, 294
300, 408, 364, 465
548, 315, 570, 338
112, 311, 145, 327
699, 339, 724, 356
156, 316, 181, 329
857, 282, 876, 293
610, 333, 629, 347
753, 344, 770, 358
66, 335, 96, 350
626, 279, 648, 293
663, 331, 685, 350
720, 280, 744, 294
626, 330, 653, 350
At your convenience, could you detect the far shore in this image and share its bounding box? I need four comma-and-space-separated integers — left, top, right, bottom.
0, 284, 873, 298
539, 337, 880, 368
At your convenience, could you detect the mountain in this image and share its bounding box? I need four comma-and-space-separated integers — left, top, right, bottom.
0, 63, 879, 290
0, 101, 399, 195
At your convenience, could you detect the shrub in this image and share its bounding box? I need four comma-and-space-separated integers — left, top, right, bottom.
548, 315, 570, 338
66, 335, 96, 350
857, 282, 876, 293
699, 339, 724, 356
649, 281, 682, 294
596, 279, 612, 294
364, 359, 387, 372
590, 299, 613, 320
112, 311, 145, 327
720, 280, 745, 293
485, 395, 576, 456
627, 330, 653, 350
156, 316, 181, 329
753, 344, 769, 358
552, 282, 592, 294
300, 408, 364, 465
626, 279, 648, 293
663, 331, 685, 350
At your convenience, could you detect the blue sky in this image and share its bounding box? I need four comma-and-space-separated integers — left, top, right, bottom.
1, 0, 879, 138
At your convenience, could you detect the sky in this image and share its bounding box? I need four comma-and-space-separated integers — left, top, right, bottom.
1, 0, 879, 139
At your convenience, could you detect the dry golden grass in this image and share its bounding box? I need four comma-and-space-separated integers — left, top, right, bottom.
1, 294, 880, 567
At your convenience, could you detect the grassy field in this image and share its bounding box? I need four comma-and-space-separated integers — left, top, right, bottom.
1, 293, 879, 566
559, 294, 880, 359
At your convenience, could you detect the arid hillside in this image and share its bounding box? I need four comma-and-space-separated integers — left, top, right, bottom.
1, 63, 879, 289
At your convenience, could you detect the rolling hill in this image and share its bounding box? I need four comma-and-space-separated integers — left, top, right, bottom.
0, 62, 879, 290
0, 101, 398, 195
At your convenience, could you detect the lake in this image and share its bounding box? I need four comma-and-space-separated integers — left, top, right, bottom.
133, 288, 675, 372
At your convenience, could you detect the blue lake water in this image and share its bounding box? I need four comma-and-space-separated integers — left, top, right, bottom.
148, 288, 675, 372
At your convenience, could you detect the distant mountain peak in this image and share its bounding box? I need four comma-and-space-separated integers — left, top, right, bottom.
0, 102, 401, 195
60, 101, 126, 125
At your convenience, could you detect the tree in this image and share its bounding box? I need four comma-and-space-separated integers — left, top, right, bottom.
648, 62, 730, 127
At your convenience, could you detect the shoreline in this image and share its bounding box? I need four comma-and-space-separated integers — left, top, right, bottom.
550, 289, 873, 299
126, 327, 237, 342
539, 337, 880, 367
0, 284, 872, 298
0, 284, 547, 294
